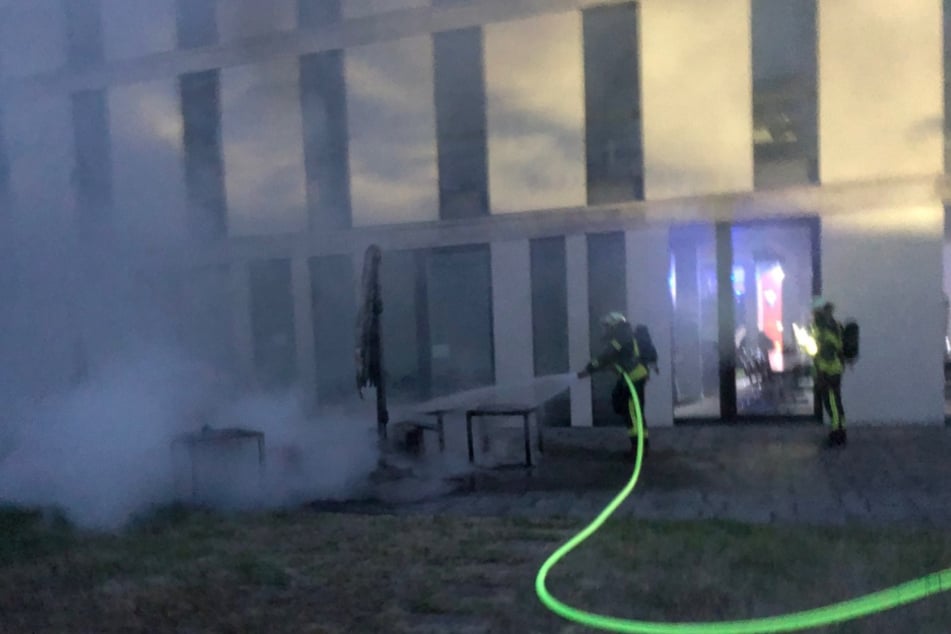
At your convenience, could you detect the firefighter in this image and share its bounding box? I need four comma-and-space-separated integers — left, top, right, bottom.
810, 297, 847, 446
577, 312, 651, 457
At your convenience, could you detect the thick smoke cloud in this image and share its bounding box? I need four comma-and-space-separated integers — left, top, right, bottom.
0, 0, 379, 530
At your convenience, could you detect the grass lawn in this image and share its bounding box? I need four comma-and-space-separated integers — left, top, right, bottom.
2, 504, 951, 633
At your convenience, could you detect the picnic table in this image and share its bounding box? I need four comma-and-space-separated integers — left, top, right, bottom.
465, 403, 543, 467
171, 427, 265, 501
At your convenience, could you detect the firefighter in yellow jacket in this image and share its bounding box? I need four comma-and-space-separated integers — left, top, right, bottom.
810, 297, 847, 446
577, 312, 651, 457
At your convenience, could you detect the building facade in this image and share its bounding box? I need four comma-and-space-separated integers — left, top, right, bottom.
0, 0, 948, 427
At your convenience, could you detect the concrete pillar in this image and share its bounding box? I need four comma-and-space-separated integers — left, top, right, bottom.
822, 203, 945, 424
292, 256, 317, 407
566, 233, 592, 426
625, 227, 674, 427
490, 239, 534, 387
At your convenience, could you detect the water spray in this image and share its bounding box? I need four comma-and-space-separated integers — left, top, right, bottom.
535, 373, 951, 632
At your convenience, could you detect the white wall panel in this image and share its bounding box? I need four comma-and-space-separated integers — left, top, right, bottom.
819, 0, 943, 182
640, 0, 753, 199
822, 203, 945, 424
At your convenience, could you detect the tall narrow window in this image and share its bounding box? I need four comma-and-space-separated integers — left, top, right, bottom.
587, 232, 627, 426
346, 36, 438, 226
531, 237, 569, 377
71, 89, 113, 232
532, 236, 570, 427
64, 0, 105, 68
175, 0, 217, 49
434, 27, 488, 220
220, 60, 307, 236
180, 70, 227, 239
300, 50, 351, 230
484, 12, 585, 213
427, 245, 494, 395
380, 249, 431, 402
249, 259, 297, 389
309, 255, 356, 405
583, 3, 643, 204
752, 0, 818, 188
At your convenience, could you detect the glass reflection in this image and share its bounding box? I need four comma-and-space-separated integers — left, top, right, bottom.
109, 80, 188, 243
346, 35, 438, 226
484, 12, 585, 213
670, 225, 720, 419
732, 223, 815, 416
752, 0, 818, 188
220, 60, 308, 235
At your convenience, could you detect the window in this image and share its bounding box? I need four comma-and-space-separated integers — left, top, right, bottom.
531, 237, 568, 377
483, 12, 585, 213
220, 60, 308, 236
345, 36, 438, 225
180, 70, 227, 240
379, 245, 494, 402
532, 237, 570, 427
583, 3, 644, 204
751, 0, 818, 188
108, 80, 188, 243
670, 225, 720, 418
380, 249, 430, 402
434, 27, 488, 220
249, 259, 297, 389
426, 245, 494, 396
671, 220, 818, 421
175, 0, 217, 49
300, 50, 352, 230
309, 255, 357, 405
71, 89, 113, 232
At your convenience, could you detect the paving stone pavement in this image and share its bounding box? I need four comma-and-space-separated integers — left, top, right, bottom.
319, 424, 951, 528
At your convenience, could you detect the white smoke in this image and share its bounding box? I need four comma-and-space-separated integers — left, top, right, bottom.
0, 344, 378, 530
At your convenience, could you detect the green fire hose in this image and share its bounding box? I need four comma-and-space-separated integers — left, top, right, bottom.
535, 373, 951, 633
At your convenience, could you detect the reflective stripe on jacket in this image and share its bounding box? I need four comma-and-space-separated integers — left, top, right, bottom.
812, 321, 844, 376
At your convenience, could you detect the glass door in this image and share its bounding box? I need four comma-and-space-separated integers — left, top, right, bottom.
732, 222, 816, 416
671, 218, 819, 421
